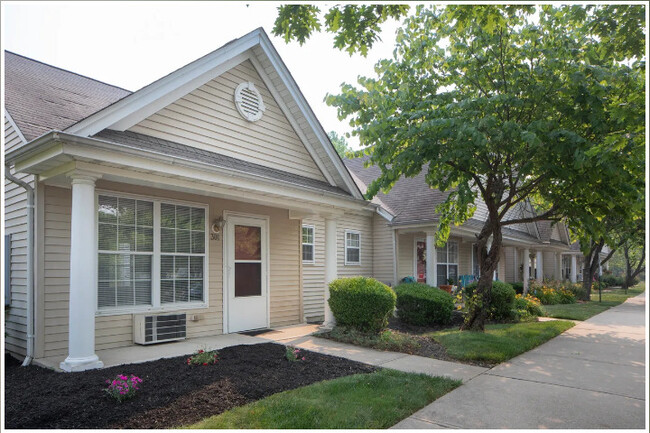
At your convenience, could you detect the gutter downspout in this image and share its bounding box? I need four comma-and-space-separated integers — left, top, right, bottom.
5, 165, 35, 366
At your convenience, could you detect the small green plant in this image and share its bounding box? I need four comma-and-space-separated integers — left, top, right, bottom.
528, 281, 576, 305
285, 346, 306, 362
104, 374, 142, 402
186, 347, 219, 366
447, 278, 455, 285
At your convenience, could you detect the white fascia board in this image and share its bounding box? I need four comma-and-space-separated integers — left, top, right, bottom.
4, 109, 28, 144
377, 206, 395, 222
247, 55, 336, 186
257, 32, 364, 200
66, 30, 262, 136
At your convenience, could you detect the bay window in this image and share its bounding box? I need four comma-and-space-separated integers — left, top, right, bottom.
97, 193, 206, 312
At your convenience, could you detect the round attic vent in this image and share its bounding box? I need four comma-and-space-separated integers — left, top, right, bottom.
234, 82, 266, 122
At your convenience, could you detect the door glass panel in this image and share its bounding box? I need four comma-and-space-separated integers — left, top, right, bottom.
235, 263, 261, 297
235, 226, 261, 260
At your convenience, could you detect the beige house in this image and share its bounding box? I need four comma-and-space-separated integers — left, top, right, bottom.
3, 28, 588, 371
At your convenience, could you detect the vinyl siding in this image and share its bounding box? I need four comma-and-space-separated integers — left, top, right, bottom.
128, 60, 327, 182
337, 213, 373, 278
300, 212, 375, 321
397, 233, 415, 280
543, 251, 559, 280
505, 247, 518, 283
4, 115, 31, 357
301, 215, 325, 321
41, 181, 301, 357
372, 214, 394, 286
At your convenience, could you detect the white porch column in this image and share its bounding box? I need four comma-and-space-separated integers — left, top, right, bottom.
425, 232, 437, 287
523, 248, 530, 293
536, 251, 544, 283
570, 255, 577, 283
555, 253, 562, 281
323, 217, 338, 328
60, 173, 103, 372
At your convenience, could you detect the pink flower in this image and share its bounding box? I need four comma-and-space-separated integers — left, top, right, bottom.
302, 357, 306, 361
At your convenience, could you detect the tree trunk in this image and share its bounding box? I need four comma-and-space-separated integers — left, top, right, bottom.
461, 220, 502, 332
582, 240, 604, 300
625, 243, 645, 291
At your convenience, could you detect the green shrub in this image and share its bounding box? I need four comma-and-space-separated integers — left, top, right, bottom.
513, 294, 543, 321
394, 282, 454, 326
328, 277, 396, 333
566, 283, 587, 301
511, 282, 524, 295
529, 282, 576, 305
600, 275, 625, 287
464, 281, 516, 321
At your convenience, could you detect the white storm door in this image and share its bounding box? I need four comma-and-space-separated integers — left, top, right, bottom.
226, 215, 269, 333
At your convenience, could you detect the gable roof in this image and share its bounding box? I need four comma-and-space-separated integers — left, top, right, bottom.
4, 51, 131, 141
94, 129, 349, 196
4, 29, 363, 200
60, 28, 362, 199
345, 156, 544, 242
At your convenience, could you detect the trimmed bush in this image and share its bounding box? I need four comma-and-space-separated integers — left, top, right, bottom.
464, 281, 516, 321
601, 275, 625, 288
394, 282, 454, 326
328, 277, 396, 333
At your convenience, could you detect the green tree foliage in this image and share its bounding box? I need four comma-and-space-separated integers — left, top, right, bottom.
273, 5, 409, 55
328, 131, 351, 157
321, 5, 645, 330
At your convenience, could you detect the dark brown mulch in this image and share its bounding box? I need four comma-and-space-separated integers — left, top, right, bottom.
4, 343, 376, 429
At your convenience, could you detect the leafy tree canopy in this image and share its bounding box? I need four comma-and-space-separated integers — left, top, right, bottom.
328, 131, 352, 158
273, 4, 409, 55
321, 5, 645, 329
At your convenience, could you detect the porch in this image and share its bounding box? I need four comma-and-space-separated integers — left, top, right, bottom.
35, 324, 321, 371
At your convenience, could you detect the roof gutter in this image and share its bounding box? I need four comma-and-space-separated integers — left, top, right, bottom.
4, 166, 35, 367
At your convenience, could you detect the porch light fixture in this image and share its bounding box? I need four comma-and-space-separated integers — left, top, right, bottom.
211, 217, 226, 235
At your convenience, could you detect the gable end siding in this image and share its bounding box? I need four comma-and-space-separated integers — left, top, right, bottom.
128, 60, 327, 182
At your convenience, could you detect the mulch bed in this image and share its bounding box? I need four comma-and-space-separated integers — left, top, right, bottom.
4, 343, 376, 429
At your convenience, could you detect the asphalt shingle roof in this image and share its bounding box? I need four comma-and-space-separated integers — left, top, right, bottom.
345, 156, 544, 243
4, 51, 131, 141
93, 130, 349, 196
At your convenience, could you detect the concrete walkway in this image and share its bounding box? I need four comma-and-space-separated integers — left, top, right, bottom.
393, 292, 647, 429
257, 325, 488, 382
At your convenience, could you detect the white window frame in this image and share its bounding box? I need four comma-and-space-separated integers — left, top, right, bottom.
437, 240, 459, 286
95, 190, 209, 316
344, 229, 361, 266
301, 224, 315, 264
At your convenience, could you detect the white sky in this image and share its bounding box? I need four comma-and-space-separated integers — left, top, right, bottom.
1, 1, 402, 149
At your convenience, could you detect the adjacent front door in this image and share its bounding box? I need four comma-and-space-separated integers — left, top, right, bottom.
416, 239, 426, 283
225, 214, 269, 333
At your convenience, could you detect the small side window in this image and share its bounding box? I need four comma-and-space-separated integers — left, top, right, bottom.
345, 230, 361, 265
302, 225, 314, 263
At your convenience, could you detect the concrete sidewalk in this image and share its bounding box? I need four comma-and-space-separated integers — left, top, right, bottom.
393, 292, 647, 429
257, 325, 488, 382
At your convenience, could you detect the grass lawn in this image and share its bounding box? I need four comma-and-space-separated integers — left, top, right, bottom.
187, 370, 460, 429
543, 284, 645, 321
429, 320, 575, 364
